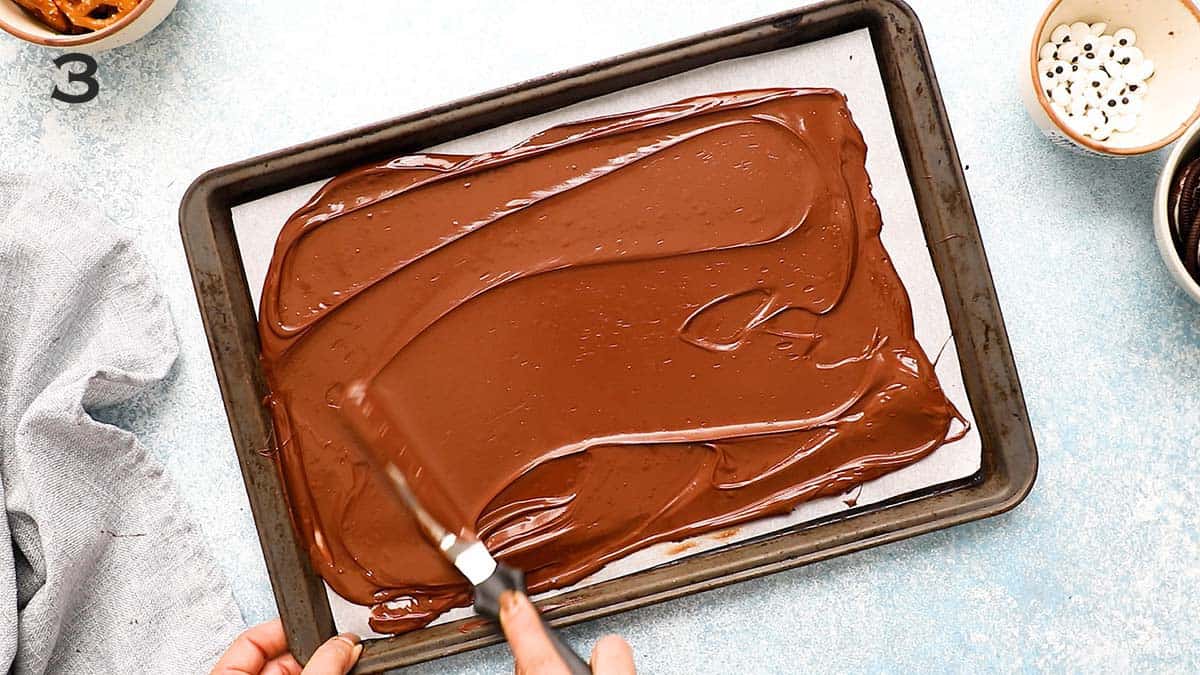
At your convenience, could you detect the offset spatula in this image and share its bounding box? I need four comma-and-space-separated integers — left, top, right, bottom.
344, 383, 591, 675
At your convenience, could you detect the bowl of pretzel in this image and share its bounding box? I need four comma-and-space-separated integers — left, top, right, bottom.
0, 0, 176, 51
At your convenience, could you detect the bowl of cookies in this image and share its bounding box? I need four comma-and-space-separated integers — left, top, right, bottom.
0, 0, 176, 52
1155, 118, 1200, 304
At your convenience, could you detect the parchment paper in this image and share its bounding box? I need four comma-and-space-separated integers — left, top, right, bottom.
231, 29, 982, 638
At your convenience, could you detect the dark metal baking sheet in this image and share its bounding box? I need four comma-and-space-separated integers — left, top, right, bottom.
179, 1, 1037, 671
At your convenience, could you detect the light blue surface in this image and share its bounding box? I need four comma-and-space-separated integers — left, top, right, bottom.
2, 1, 1198, 672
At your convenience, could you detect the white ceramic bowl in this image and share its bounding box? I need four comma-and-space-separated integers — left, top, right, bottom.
1020, 0, 1200, 156
0, 0, 176, 52
1154, 118, 1200, 304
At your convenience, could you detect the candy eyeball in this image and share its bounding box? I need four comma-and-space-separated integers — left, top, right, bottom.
1040, 59, 1070, 83
1114, 45, 1143, 66
1040, 42, 1059, 60
1058, 42, 1082, 62
1114, 27, 1136, 47
1097, 36, 1116, 59
1051, 24, 1072, 44
1102, 60, 1123, 81
1086, 69, 1110, 89
1090, 22, 1108, 36
1038, 60, 1056, 85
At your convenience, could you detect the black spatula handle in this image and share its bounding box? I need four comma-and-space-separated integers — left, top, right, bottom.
474, 564, 591, 675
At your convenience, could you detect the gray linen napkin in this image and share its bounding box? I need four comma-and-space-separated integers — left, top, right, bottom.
0, 174, 243, 673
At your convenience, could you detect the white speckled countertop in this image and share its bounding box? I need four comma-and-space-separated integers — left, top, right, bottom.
2, 1, 1198, 672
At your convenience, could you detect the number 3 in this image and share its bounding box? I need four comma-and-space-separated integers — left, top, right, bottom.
51, 53, 99, 104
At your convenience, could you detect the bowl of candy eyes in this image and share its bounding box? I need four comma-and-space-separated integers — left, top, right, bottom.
0, 0, 177, 52
1021, 0, 1200, 156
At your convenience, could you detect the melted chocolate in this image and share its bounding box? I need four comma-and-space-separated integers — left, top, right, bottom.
259, 89, 966, 633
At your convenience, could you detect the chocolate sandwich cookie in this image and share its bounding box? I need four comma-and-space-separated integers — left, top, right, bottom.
1170, 154, 1200, 276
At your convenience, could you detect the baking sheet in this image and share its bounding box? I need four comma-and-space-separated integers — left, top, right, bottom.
231, 28, 982, 638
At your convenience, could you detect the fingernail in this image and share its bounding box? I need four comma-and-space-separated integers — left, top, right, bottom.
335, 632, 361, 647
351, 643, 364, 663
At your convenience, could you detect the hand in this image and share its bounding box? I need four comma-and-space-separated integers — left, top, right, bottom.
211, 619, 362, 675
500, 591, 636, 675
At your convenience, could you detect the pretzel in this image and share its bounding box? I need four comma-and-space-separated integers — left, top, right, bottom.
13, 0, 142, 34
12, 0, 71, 33
53, 0, 141, 32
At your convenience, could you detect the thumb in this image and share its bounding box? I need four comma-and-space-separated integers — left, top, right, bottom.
301, 633, 362, 674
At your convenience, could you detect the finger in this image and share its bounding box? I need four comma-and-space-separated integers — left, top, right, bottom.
300, 633, 362, 675
212, 619, 291, 674
590, 635, 635, 674
261, 653, 303, 675
499, 591, 571, 675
